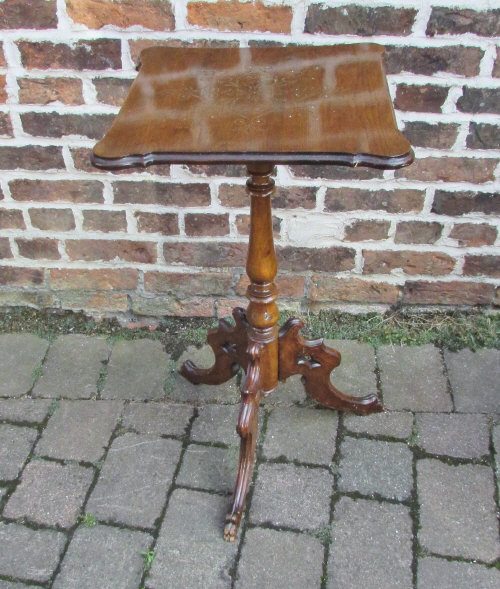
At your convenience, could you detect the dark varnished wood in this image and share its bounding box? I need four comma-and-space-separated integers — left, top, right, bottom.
92, 45, 413, 168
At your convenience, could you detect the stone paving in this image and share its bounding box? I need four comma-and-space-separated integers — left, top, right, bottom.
0, 332, 499, 588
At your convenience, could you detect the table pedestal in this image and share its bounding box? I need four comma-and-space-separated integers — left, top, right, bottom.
181, 163, 383, 541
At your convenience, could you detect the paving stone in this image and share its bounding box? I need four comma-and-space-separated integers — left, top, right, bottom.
35, 400, 122, 462
444, 348, 500, 412
0, 424, 37, 480
191, 404, 240, 445
416, 413, 490, 458
417, 459, 500, 562
378, 344, 451, 411
0, 334, 49, 397
344, 410, 413, 439
146, 489, 237, 589
265, 374, 307, 406
328, 497, 413, 589
177, 444, 239, 492
494, 425, 500, 497
122, 401, 193, 436
235, 527, 324, 588
0, 582, 38, 588
102, 339, 169, 400
263, 406, 338, 465
325, 339, 378, 398
86, 433, 181, 528
0, 522, 66, 582
3, 459, 93, 528
0, 398, 52, 423
418, 556, 500, 589
53, 524, 153, 589
338, 437, 413, 500
0, 486, 7, 502
33, 334, 109, 399
251, 463, 333, 530
169, 345, 240, 403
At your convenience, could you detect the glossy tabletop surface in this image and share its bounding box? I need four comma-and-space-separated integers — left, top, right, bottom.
93, 45, 413, 169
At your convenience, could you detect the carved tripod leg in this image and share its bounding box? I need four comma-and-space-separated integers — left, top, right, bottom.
180, 307, 249, 385
279, 318, 383, 415
224, 342, 263, 542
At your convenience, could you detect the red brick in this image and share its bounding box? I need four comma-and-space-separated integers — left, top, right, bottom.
395, 221, 443, 244
144, 271, 233, 296
432, 191, 499, 216
128, 38, 239, 64
0, 43, 6, 67
463, 255, 500, 278
235, 274, 305, 299
135, 212, 178, 234
394, 157, 497, 183
235, 214, 280, 237
0, 266, 44, 286
18, 40, 121, 70
218, 184, 316, 210
21, 112, 115, 140
277, 246, 355, 273
0, 146, 64, 170
10, 180, 103, 204
344, 220, 390, 242
449, 223, 497, 247
0, 238, 12, 259
384, 46, 483, 77
325, 188, 424, 214
403, 122, 459, 149
70, 147, 170, 176
427, 8, 500, 37
363, 250, 454, 276
0, 113, 13, 137
394, 84, 448, 113
305, 5, 415, 35
93, 77, 133, 106
66, 239, 156, 263
132, 295, 215, 317
216, 298, 247, 318
187, 0, 292, 33
310, 276, 400, 304
457, 88, 499, 114
16, 238, 60, 260
29, 208, 75, 231
114, 181, 210, 206
18, 77, 83, 105
59, 291, 129, 313
50, 268, 138, 290
82, 210, 127, 233
494, 54, 500, 78
403, 281, 493, 306
0, 209, 25, 229
163, 241, 247, 268
466, 123, 499, 150
0, 75, 7, 103
0, 0, 57, 29
185, 213, 229, 236
66, 0, 174, 30
290, 164, 384, 181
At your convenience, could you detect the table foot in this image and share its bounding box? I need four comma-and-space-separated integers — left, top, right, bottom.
278, 318, 383, 415
180, 307, 249, 385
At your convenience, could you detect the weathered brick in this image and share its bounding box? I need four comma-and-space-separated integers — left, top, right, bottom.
463, 255, 500, 277
114, 181, 210, 206
0, 75, 7, 103
0, 146, 64, 170
0, 42, 5, 66
93, 77, 133, 106
0, 267, 44, 287
29, 208, 75, 231
235, 274, 305, 298
310, 276, 400, 304
395, 157, 496, 183
395, 84, 448, 112
325, 188, 424, 213
457, 88, 499, 113
131, 294, 214, 317
427, 8, 500, 37
16, 237, 60, 260
0, 209, 25, 229
71, 147, 170, 176
278, 245, 355, 272
432, 190, 499, 216
305, 5, 416, 36
0, 112, 13, 137
402, 280, 494, 306
395, 221, 443, 244
449, 223, 497, 246
21, 112, 115, 140
145, 271, 233, 296
363, 250, 454, 276
0, 0, 57, 29
0, 237, 12, 258
344, 220, 390, 241
290, 164, 384, 181
467, 123, 500, 149
384, 46, 483, 77
135, 211, 178, 234
185, 213, 229, 236
18, 39, 121, 70
128, 38, 239, 64
67, 0, 174, 30
10, 179, 103, 203
66, 239, 156, 263
403, 121, 459, 149
235, 214, 281, 237
18, 77, 83, 105
82, 209, 127, 232
50, 268, 138, 290
163, 241, 247, 268
187, 0, 292, 33
58, 291, 128, 313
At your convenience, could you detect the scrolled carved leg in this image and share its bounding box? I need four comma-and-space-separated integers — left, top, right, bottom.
278, 318, 383, 415
180, 307, 249, 385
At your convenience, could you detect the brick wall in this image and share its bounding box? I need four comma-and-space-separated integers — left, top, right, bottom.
0, 0, 498, 318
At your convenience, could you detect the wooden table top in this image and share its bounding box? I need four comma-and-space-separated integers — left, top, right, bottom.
92, 45, 413, 169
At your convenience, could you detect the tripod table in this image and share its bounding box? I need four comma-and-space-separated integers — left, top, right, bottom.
92, 44, 413, 541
